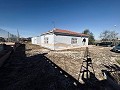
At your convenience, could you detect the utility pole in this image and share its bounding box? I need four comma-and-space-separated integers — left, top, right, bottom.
17, 29, 20, 42
8, 32, 9, 42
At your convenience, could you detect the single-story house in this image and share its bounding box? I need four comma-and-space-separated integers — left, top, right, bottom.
31, 36, 41, 45
32, 28, 89, 50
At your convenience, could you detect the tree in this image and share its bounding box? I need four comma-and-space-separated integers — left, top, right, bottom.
100, 30, 118, 41
82, 29, 95, 45
0, 37, 5, 42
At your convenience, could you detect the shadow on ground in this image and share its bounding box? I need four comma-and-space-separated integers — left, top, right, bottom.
0, 44, 119, 90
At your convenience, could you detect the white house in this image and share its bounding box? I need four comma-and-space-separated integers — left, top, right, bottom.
32, 28, 89, 50
31, 36, 41, 45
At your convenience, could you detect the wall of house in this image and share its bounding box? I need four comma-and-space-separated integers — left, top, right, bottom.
32, 34, 88, 50
41, 34, 55, 50
31, 37, 36, 44
31, 37, 41, 45
54, 35, 88, 50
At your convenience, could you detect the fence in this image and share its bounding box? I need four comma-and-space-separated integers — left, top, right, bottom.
0, 28, 18, 42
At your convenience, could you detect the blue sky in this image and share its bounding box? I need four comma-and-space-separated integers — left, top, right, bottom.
0, 0, 120, 39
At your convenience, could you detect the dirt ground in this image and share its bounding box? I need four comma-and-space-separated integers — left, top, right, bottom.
0, 43, 119, 89
26, 43, 120, 81
0, 44, 84, 90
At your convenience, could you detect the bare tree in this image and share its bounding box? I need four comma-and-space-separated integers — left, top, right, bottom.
100, 30, 118, 41
100, 30, 110, 41
109, 31, 118, 40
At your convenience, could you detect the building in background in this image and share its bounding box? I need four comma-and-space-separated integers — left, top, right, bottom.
32, 28, 89, 50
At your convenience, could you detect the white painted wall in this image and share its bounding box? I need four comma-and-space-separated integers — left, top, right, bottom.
41, 34, 55, 50
80, 37, 88, 46
31, 37, 35, 44
54, 35, 88, 50
31, 37, 41, 45
32, 34, 88, 50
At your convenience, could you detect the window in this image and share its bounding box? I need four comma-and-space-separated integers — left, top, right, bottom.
71, 38, 77, 44
44, 37, 48, 44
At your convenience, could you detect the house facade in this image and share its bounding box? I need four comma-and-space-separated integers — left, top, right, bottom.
32, 28, 89, 50
31, 36, 41, 45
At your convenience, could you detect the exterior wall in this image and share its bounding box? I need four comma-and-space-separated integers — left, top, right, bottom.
41, 34, 55, 50
31, 37, 41, 45
54, 35, 88, 50
81, 37, 88, 46
31, 37, 35, 44
32, 34, 88, 50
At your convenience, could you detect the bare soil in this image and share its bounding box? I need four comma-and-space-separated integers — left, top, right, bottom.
0, 43, 119, 90
26, 44, 120, 81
